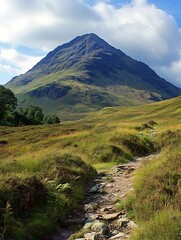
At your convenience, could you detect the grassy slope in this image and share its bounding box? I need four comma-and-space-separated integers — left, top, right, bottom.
9, 69, 162, 120
0, 96, 181, 239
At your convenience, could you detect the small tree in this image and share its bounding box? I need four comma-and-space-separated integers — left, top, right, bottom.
25, 105, 44, 124
42, 114, 60, 124
0, 85, 17, 122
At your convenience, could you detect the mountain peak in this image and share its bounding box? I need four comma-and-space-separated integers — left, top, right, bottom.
6, 33, 181, 120
63, 33, 111, 47
33, 32, 120, 72
74, 33, 110, 46
50, 32, 116, 57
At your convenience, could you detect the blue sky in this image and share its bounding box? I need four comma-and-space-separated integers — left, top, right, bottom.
87, 0, 181, 25
0, 0, 181, 87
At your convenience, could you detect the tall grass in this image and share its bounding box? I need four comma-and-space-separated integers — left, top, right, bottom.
0, 96, 180, 239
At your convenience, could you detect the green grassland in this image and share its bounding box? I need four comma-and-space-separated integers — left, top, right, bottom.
0, 96, 181, 239
8, 68, 163, 120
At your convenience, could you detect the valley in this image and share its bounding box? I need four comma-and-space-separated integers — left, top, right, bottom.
0, 96, 180, 239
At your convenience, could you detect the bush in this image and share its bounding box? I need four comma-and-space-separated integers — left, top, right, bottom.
93, 145, 132, 163
42, 114, 60, 124
53, 154, 96, 184
122, 134, 155, 157
0, 176, 47, 217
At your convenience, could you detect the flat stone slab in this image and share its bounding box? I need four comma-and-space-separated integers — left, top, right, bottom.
101, 211, 123, 220
109, 232, 126, 239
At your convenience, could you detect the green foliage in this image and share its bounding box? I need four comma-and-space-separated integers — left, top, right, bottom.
42, 114, 60, 124
0, 102, 60, 126
3, 201, 14, 226
0, 152, 96, 239
24, 105, 45, 125
0, 85, 17, 122
0, 176, 47, 218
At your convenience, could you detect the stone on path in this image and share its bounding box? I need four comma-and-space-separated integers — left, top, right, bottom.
127, 221, 138, 229
91, 220, 108, 234
117, 218, 129, 227
89, 184, 104, 194
83, 220, 108, 235
101, 211, 123, 221
85, 213, 98, 223
84, 232, 101, 240
85, 202, 98, 212
109, 232, 126, 239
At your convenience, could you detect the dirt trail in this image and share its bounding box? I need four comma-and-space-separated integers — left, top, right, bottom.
51, 154, 158, 240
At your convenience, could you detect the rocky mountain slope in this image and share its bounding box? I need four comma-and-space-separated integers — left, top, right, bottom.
6, 33, 181, 120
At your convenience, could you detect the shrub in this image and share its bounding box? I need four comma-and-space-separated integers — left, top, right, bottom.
93, 145, 132, 163
122, 134, 155, 157
0, 176, 47, 217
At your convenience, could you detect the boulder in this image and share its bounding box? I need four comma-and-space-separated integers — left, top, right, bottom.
85, 202, 98, 213
84, 232, 101, 240
89, 184, 103, 194
127, 221, 138, 229
101, 211, 123, 220
117, 218, 129, 227
109, 232, 125, 239
91, 220, 108, 234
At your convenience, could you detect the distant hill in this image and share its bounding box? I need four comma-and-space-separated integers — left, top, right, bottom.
6, 33, 181, 120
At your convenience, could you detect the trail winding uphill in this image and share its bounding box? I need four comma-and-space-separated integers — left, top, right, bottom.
52, 154, 158, 240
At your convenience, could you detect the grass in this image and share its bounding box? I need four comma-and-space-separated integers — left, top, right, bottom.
130, 210, 181, 240
0, 96, 181, 239
9, 67, 167, 121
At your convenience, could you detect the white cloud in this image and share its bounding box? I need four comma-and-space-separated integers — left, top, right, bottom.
156, 59, 181, 87
0, 48, 43, 84
93, 1, 181, 66
0, 0, 181, 87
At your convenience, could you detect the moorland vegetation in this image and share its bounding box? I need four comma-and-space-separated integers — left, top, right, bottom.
0, 92, 180, 239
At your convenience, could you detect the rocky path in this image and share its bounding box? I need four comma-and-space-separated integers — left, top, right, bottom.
52, 155, 158, 240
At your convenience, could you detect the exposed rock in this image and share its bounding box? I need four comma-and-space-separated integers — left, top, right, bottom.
111, 230, 119, 235
126, 167, 136, 174
84, 232, 101, 240
85, 203, 98, 213
117, 218, 129, 227
127, 221, 138, 229
91, 220, 108, 234
52, 154, 159, 240
106, 183, 113, 187
84, 222, 93, 230
101, 211, 123, 221
109, 232, 126, 239
85, 213, 98, 223
99, 206, 113, 213
89, 184, 103, 194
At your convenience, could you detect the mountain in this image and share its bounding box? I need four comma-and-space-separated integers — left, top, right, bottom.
6, 33, 181, 120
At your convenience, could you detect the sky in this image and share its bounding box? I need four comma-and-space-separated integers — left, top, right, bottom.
0, 0, 181, 87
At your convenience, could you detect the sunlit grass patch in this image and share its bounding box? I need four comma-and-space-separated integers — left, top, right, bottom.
130, 210, 181, 240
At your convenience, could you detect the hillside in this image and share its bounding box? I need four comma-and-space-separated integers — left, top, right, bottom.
6, 33, 181, 120
0, 96, 181, 239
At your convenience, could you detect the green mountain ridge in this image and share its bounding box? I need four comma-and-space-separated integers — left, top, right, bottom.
6, 33, 181, 120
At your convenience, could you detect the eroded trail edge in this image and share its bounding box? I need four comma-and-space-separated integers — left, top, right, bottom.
52, 154, 158, 240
